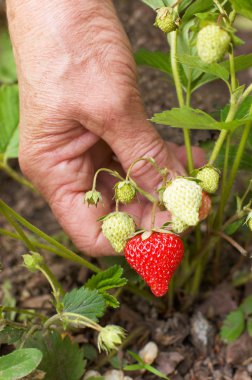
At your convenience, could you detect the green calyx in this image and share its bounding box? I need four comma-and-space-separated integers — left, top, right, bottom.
115, 180, 136, 204
154, 7, 179, 34
84, 190, 102, 207
97, 325, 126, 353
23, 252, 44, 272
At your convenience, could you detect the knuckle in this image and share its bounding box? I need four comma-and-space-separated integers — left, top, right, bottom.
127, 138, 166, 178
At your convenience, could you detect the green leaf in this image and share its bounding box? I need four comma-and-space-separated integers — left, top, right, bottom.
151, 107, 246, 131
127, 351, 145, 365
247, 317, 252, 337
220, 310, 245, 343
0, 348, 42, 380
125, 351, 170, 379
2, 280, 16, 320
0, 29, 17, 84
101, 256, 142, 284
222, 54, 252, 73
124, 364, 144, 371
182, 0, 213, 23
144, 363, 170, 379
152, 107, 217, 130
82, 344, 97, 362
221, 96, 252, 122
134, 49, 171, 75
240, 295, 252, 316
101, 293, 119, 308
140, 0, 164, 10
85, 265, 127, 308
25, 331, 85, 380
85, 265, 127, 291
193, 54, 252, 91
224, 218, 245, 235
0, 85, 19, 161
230, 0, 252, 21
62, 287, 106, 322
86, 265, 127, 292
0, 325, 24, 344
178, 55, 229, 82
178, 0, 194, 13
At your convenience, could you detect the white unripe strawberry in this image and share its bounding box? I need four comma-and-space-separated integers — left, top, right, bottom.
163, 178, 202, 226
197, 24, 230, 64
196, 166, 220, 194
172, 216, 189, 234
102, 212, 135, 253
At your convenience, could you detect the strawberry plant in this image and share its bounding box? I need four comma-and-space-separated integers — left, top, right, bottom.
84, 0, 252, 302
1, 0, 252, 378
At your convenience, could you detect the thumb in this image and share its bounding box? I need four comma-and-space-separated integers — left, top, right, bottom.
103, 111, 185, 192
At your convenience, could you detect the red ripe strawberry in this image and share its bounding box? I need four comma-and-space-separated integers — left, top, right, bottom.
124, 232, 184, 297
199, 192, 212, 221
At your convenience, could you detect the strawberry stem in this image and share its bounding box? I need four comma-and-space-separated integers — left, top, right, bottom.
213, 0, 229, 21
115, 200, 119, 212
151, 200, 159, 229
91, 168, 124, 192
125, 157, 167, 180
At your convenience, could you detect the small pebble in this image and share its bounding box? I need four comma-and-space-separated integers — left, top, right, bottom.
139, 341, 158, 365
247, 363, 252, 374
83, 370, 101, 379
191, 312, 214, 354
104, 369, 124, 380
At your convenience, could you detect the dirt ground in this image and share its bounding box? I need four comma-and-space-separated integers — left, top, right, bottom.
1, 1, 252, 379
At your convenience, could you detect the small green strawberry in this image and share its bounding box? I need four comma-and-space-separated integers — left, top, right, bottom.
163, 178, 202, 226
197, 24, 230, 64
115, 181, 136, 204
196, 166, 220, 194
154, 7, 178, 34
84, 190, 102, 207
101, 212, 135, 253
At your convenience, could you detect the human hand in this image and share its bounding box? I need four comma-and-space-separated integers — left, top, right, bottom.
7, 0, 204, 256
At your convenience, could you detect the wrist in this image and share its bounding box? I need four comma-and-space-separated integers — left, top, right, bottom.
7, 0, 114, 41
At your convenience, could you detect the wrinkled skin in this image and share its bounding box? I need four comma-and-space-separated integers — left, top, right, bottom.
7, 0, 204, 256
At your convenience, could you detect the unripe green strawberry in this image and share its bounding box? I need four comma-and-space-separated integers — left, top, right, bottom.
196, 166, 220, 194
102, 212, 135, 253
197, 24, 230, 64
172, 216, 188, 234
115, 181, 136, 204
154, 7, 178, 34
163, 178, 202, 226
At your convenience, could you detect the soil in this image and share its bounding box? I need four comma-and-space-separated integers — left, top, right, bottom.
1, 1, 252, 379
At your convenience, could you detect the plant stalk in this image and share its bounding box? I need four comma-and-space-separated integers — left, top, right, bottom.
169, 30, 194, 173
0, 162, 35, 191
